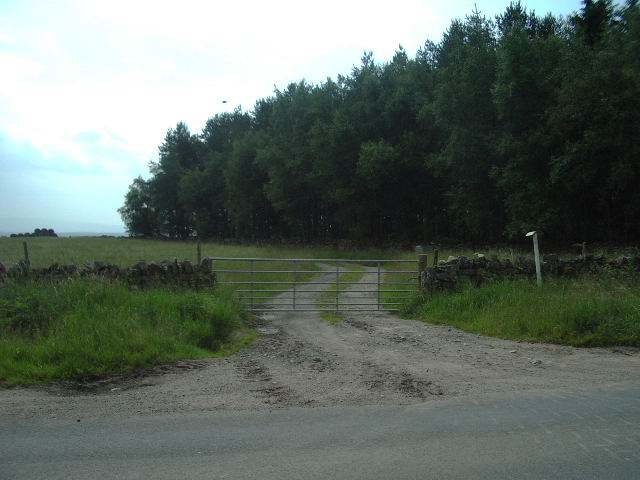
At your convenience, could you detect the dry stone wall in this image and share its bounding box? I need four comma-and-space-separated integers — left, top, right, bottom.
0, 258, 217, 289
420, 254, 640, 292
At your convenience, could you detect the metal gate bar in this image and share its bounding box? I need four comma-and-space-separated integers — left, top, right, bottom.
219, 281, 415, 285
212, 257, 417, 312
235, 289, 416, 293
211, 257, 413, 263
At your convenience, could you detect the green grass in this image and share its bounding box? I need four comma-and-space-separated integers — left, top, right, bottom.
317, 263, 366, 323
0, 279, 253, 385
320, 312, 343, 325
402, 277, 640, 347
378, 260, 421, 310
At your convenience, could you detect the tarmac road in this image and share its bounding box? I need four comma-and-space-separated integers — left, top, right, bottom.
3, 381, 640, 480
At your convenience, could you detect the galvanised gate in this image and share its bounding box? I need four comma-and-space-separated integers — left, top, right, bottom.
211, 257, 420, 312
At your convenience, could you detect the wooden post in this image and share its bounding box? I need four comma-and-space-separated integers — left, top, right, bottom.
582, 242, 587, 261
418, 254, 428, 289
22, 241, 30, 266
197, 240, 202, 265
532, 235, 542, 287
433, 249, 439, 267
526, 231, 542, 287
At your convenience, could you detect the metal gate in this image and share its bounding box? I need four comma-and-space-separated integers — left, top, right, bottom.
211, 257, 418, 312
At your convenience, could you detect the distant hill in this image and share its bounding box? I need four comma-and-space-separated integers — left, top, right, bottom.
58, 232, 126, 237
0, 217, 125, 237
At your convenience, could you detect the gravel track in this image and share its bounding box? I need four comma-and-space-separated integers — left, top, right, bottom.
2, 267, 640, 419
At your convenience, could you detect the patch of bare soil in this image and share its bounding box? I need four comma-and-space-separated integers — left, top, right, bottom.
2, 268, 640, 419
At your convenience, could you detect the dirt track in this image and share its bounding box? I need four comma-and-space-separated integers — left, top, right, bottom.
2, 268, 640, 419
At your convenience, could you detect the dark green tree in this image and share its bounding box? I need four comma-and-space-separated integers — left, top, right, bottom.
148, 122, 200, 238
433, 10, 501, 241
492, 5, 564, 237
118, 176, 158, 237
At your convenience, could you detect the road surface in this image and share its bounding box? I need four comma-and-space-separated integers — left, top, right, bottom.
3, 382, 640, 479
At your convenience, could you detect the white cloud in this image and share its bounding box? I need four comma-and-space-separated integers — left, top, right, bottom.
0, 0, 581, 232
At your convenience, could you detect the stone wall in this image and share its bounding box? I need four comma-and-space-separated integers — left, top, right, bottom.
0, 258, 217, 289
420, 254, 640, 292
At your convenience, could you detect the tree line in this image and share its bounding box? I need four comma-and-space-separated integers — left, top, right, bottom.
10, 229, 58, 238
119, 1, 640, 244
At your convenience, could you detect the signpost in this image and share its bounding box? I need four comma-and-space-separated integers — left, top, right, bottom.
526, 231, 542, 287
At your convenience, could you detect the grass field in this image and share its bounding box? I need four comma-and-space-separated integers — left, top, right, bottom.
403, 276, 640, 347
0, 236, 411, 267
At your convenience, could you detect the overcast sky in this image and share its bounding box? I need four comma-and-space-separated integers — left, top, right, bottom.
0, 0, 582, 234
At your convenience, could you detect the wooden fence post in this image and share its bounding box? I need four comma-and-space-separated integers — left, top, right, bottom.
23, 241, 30, 266
433, 249, 439, 266
418, 254, 428, 289
197, 240, 202, 265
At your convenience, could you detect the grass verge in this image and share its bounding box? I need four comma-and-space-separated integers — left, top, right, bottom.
402, 276, 640, 347
0, 279, 252, 385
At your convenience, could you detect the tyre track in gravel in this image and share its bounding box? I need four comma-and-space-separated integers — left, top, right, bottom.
2, 266, 640, 419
